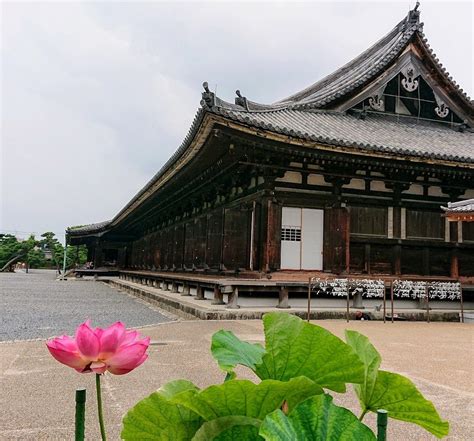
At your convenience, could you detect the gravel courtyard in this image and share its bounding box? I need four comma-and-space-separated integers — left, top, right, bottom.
0, 270, 171, 341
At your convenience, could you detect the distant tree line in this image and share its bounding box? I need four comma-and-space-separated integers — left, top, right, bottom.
0, 232, 87, 272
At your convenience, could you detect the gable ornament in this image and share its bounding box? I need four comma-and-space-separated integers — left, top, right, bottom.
401, 63, 420, 92
434, 93, 450, 118
368, 95, 383, 111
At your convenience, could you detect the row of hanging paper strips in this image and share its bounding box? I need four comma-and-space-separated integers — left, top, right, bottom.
313, 279, 461, 301
314, 279, 385, 298
392, 280, 462, 300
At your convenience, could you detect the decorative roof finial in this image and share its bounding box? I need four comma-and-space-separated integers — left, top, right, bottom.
407, 1, 421, 24
235, 89, 249, 110
200, 81, 215, 109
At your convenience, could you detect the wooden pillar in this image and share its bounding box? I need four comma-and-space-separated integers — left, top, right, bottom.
162, 280, 169, 291
211, 285, 225, 305
226, 286, 240, 309
171, 281, 178, 293
94, 240, 103, 268
196, 284, 205, 300
393, 244, 402, 276
422, 248, 430, 276
181, 283, 190, 296
323, 207, 349, 274
276, 287, 290, 309
364, 244, 371, 274
260, 198, 282, 272
450, 248, 459, 279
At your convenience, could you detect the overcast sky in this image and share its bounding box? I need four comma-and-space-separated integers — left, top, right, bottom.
1, 1, 472, 240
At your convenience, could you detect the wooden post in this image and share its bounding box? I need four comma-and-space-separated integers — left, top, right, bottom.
181, 283, 191, 296
450, 249, 459, 279
75, 388, 86, 441
171, 281, 178, 293
383, 284, 386, 324
425, 284, 430, 323
460, 286, 464, 323
346, 290, 350, 323
226, 286, 240, 309
394, 244, 402, 276
260, 198, 281, 272
211, 285, 225, 305
277, 287, 290, 309
196, 284, 205, 300
307, 278, 312, 322
390, 281, 394, 323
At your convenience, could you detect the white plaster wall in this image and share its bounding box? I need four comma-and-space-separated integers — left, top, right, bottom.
371, 180, 391, 192
308, 173, 331, 186
276, 171, 303, 184
405, 184, 424, 195
428, 186, 447, 197
462, 189, 474, 199
343, 178, 365, 190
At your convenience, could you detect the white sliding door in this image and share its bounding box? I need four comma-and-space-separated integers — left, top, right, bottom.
281, 207, 323, 270
280, 207, 301, 269
301, 208, 324, 270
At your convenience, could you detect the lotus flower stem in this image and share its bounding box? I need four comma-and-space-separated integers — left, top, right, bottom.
95, 374, 107, 440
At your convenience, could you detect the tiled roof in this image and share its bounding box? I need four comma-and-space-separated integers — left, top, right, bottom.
67, 220, 111, 235
212, 106, 474, 163
442, 199, 474, 214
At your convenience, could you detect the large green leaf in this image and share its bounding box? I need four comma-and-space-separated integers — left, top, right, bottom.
213, 425, 261, 440
173, 377, 322, 421
121, 380, 203, 440
192, 416, 261, 441
369, 371, 449, 438
255, 313, 365, 391
211, 330, 265, 376
345, 330, 449, 438
259, 394, 376, 440
345, 330, 381, 407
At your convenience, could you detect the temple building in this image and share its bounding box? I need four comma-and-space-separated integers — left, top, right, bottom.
68, 6, 473, 281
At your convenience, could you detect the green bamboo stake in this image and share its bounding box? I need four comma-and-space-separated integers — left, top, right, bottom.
377, 409, 388, 441
75, 388, 86, 441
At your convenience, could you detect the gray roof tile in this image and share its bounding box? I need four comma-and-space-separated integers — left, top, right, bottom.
442, 199, 474, 213
213, 107, 474, 163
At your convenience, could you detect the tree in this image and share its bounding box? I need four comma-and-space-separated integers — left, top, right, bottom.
0, 234, 23, 270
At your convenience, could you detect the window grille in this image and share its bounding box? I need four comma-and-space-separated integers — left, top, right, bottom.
281, 226, 301, 242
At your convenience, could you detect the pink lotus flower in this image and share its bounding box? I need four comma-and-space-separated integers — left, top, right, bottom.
46, 321, 150, 375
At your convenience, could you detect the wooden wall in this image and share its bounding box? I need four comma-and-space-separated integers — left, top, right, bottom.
128, 206, 253, 271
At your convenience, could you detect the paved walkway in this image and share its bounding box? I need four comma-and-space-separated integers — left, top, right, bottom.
1, 320, 472, 440
0, 270, 171, 341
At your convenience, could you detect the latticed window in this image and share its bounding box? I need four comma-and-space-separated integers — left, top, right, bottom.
281, 226, 301, 242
